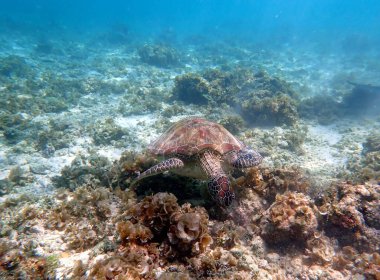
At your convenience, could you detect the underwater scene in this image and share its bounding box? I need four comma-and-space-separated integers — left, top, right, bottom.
0, 0, 380, 279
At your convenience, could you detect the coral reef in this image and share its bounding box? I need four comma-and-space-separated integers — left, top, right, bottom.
173, 68, 252, 105
52, 153, 112, 190
317, 181, 380, 252
259, 192, 318, 244
172, 68, 300, 125
240, 71, 300, 126
90, 118, 127, 146
124, 192, 212, 258
346, 130, 380, 182
299, 95, 342, 125
217, 114, 246, 134
236, 167, 310, 203
0, 55, 33, 78
172, 73, 209, 104
138, 44, 180, 67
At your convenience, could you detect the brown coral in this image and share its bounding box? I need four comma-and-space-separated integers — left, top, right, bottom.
167, 204, 212, 255
260, 192, 318, 244
237, 167, 310, 203
318, 182, 380, 252
306, 233, 335, 264
117, 221, 153, 244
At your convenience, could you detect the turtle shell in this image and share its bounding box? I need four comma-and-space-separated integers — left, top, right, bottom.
148, 117, 245, 156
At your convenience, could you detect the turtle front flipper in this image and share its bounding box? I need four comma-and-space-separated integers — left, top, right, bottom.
232, 148, 263, 169
208, 175, 235, 206
130, 158, 184, 189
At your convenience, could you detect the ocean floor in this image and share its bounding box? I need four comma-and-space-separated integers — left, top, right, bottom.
0, 30, 380, 279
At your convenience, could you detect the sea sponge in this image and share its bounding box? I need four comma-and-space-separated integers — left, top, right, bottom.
260, 192, 318, 244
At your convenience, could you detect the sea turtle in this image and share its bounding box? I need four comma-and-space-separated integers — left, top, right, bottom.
131, 117, 263, 206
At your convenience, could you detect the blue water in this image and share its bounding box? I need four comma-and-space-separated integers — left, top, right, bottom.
1, 0, 379, 46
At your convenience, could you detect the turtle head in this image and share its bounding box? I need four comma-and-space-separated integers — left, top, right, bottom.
232, 147, 263, 169
208, 175, 235, 207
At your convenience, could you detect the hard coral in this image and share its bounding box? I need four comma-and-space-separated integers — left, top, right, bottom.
260, 192, 318, 244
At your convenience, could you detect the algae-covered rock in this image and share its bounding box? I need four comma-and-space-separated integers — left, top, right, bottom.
172, 68, 300, 126
52, 153, 111, 190
299, 95, 342, 125
0, 55, 33, 78
318, 182, 380, 252
173, 68, 253, 105
172, 73, 210, 104
260, 192, 318, 244
218, 114, 246, 134
138, 44, 180, 67
90, 118, 127, 146
240, 71, 300, 126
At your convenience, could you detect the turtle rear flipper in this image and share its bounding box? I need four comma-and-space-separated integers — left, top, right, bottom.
129, 157, 184, 189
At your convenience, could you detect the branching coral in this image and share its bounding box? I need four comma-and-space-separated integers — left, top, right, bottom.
260, 192, 318, 244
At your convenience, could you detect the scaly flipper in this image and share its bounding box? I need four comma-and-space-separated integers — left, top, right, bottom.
129, 157, 184, 189
232, 149, 263, 169
208, 175, 235, 206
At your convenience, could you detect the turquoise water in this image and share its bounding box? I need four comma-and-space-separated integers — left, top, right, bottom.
2, 0, 380, 44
